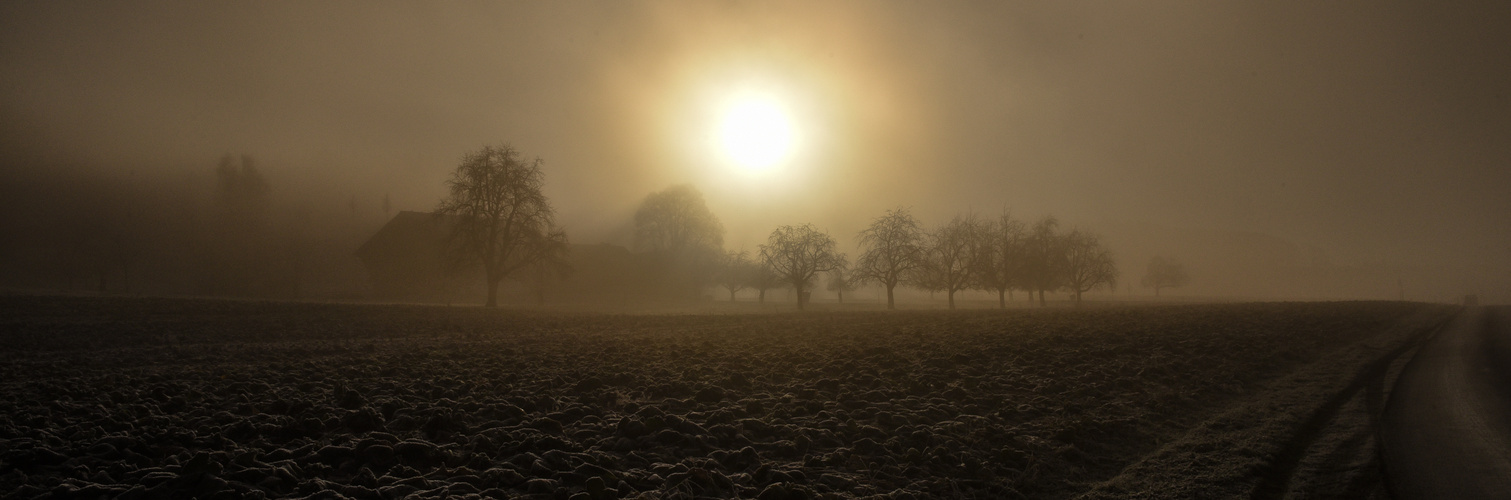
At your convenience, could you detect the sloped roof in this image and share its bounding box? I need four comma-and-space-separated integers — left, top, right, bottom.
354, 211, 458, 260
356, 211, 635, 267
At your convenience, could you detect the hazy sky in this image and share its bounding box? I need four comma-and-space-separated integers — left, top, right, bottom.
3, 1, 1509, 298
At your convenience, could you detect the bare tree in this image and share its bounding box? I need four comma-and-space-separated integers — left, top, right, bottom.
826, 254, 856, 303
912, 214, 983, 310
1062, 229, 1118, 305
750, 262, 781, 303
852, 208, 924, 309
715, 251, 757, 301
1023, 216, 1065, 306
635, 184, 724, 252
972, 212, 1027, 309
634, 184, 725, 299
1141, 256, 1189, 297
759, 224, 841, 310
436, 144, 568, 308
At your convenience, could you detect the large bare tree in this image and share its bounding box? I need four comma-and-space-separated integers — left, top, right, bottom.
912, 214, 983, 310
972, 212, 1027, 309
436, 144, 568, 308
633, 184, 725, 298
1062, 229, 1118, 305
759, 224, 841, 310
852, 208, 924, 309
1023, 216, 1066, 306
1141, 256, 1189, 297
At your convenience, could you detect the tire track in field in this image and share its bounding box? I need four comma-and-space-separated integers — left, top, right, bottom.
1248, 311, 1454, 500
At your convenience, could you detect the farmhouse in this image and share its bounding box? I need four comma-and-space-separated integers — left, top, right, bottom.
354, 211, 649, 304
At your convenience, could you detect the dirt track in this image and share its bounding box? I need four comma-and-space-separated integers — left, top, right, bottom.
1382, 306, 1511, 499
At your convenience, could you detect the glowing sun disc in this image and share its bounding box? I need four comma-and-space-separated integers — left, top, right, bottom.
717, 95, 795, 170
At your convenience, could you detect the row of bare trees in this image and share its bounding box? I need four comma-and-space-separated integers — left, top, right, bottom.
702, 208, 1120, 310
846, 208, 1118, 309
433, 144, 1125, 309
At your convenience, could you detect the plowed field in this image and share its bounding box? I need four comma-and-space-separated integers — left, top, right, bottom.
0, 297, 1440, 499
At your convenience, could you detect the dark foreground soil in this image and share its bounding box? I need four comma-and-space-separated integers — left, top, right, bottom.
0, 296, 1434, 499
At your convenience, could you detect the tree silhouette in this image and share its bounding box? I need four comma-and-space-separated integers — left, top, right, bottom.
715, 251, 757, 301
1023, 216, 1066, 307
200, 154, 271, 296
1062, 229, 1118, 305
852, 208, 924, 309
436, 144, 568, 308
759, 224, 841, 310
634, 184, 724, 252
1141, 256, 1189, 297
912, 214, 982, 310
972, 212, 1027, 309
826, 254, 856, 303
750, 262, 781, 303
633, 184, 725, 299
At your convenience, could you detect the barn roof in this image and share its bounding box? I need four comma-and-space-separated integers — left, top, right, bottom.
353, 211, 458, 260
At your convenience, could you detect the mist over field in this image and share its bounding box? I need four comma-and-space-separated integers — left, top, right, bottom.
2, 1, 1509, 304
9, 4, 1511, 498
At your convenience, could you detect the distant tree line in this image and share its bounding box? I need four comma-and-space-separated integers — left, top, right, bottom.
607, 182, 1125, 309
1, 140, 1182, 307
847, 208, 1118, 309
622, 195, 1123, 310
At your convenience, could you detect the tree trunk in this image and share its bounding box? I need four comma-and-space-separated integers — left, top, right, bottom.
1008, 289, 1014, 302
486, 278, 500, 308
886, 285, 896, 310
1074, 289, 1083, 306
1038, 288, 1046, 307
998, 289, 1006, 309
759, 289, 766, 303
795, 283, 806, 310
729, 289, 736, 301
534, 265, 546, 306
837, 289, 843, 304
947, 289, 955, 310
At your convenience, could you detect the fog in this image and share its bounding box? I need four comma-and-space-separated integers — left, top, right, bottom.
3, 1, 1508, 303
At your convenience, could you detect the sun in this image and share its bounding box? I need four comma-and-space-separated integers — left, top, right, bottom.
716, 93, 796, 171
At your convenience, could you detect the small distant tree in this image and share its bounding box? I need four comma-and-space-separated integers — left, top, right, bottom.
760, 224, 841, 310
750, 262, 781, 303
852, 208, 925, 309
634, 184, 725, 299
1023, 216, 1065, 306
715, 251, 757, 301
201, 154, 271, 296
912, 214, 983, 310
436, 144, 568, 308
634, 184, 724, 252
1141, 256, 1189, 297
972, 212, 1027, 309
1062, 229, 1118, 305
826, 254, 856, 303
